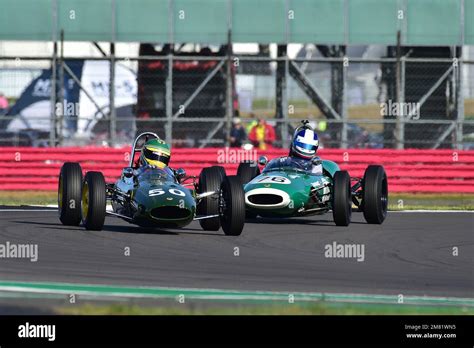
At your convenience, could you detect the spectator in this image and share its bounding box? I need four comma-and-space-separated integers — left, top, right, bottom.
246, 113, 257, 134
0, 92, 9, 114
248, 118, 276, 150
228, 117, 247, 147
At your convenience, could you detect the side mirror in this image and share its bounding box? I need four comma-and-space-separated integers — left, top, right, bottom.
122, 167, 134, 178
175, 168, 186, 179
312, 157, 322, 166
258, 156, 268, 166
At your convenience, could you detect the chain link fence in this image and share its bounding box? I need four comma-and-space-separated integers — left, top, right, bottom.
0, 54, 473, 149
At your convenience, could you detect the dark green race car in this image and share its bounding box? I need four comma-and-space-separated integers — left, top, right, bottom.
58, 132, 245, 236
238, 155, 388, 226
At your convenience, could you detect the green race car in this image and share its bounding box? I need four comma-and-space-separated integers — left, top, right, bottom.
238, 155, 388, 226
58, 132, 245, 236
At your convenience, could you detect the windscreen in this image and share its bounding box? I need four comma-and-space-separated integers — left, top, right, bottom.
137, 167, 175, 184
262, 157, 314, 174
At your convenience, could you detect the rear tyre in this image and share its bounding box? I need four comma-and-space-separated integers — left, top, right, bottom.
198, 167, 224, 231
332, 171, 351, 226
58, 162, 83, 226
220, 176, 245, 236
81, 171, 106, 231
211, 165, 226, 180
237, 162, 260, 185
362, 165, 388, 224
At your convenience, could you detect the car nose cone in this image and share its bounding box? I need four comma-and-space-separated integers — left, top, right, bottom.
245, 188, 291, 209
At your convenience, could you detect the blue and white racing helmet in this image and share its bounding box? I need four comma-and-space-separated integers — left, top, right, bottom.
291, 127, 319, 159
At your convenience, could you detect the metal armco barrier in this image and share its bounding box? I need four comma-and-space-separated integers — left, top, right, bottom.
0, 148, 473, 193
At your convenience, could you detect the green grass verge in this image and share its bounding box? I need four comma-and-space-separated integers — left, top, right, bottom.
388, 193, 474, 210
0, 191, 57, 206
56, 302, 474, 315
1, 191, 472, 210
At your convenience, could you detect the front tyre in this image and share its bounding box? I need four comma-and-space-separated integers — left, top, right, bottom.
198, 166, 224, 231
58, 162, 83, 226
237, 162, 260, 219
362, 165, 388, 224
220, 175, 245, 236
332, 170, 351, 226
81, 171, 106, 231
237, 162, 260, 185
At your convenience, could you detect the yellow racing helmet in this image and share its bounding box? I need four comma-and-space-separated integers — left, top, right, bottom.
139, 138, 171, 169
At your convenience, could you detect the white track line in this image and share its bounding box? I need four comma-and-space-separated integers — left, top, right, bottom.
390, 210, 473, 213
0, 204, 115, 212
0, 283, 472, 306
1, 208, 471, 213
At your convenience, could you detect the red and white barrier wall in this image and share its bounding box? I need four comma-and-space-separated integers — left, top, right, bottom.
0, 147, 473, 193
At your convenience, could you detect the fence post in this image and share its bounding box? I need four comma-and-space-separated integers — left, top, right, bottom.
58, 30, 65, 146
282, 0, 290, 148
225, 1, 233, 147
225, 32, 233, 146
276, 45, 288, 148
166, 53, 173, 145
49, 0, 58, 147
395, 30, 404, 149
282, 54, 289, 148
456, 57, 464, 150
50, 43, 57, 147
109, 42, 116, 146
400, 56, 406, 148
165, 0, 173, 145
340, 0, 348, 149
108, 0, 116, 147
341, 55, 348, 148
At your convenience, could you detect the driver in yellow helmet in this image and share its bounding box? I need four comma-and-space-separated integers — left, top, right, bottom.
132, 138, 179, 180
138, 138, 171, 169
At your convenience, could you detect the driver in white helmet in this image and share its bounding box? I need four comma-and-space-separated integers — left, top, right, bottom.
288, 120, 323, 175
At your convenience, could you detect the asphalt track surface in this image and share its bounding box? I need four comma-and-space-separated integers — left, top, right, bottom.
0, 208, 472, 298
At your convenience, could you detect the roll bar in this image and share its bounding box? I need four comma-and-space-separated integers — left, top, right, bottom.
129, 132, 160, 168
